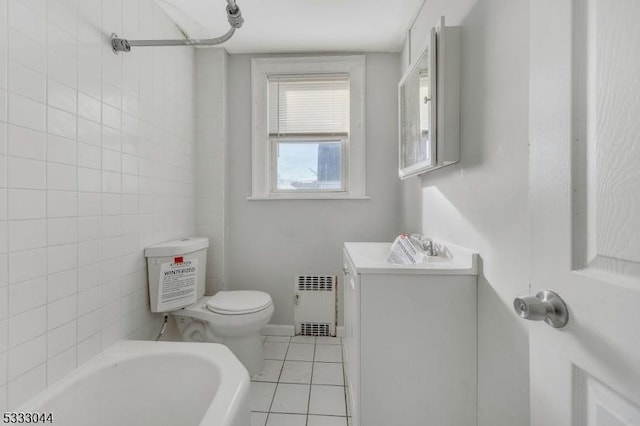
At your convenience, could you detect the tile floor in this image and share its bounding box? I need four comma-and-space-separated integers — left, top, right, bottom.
251, 335, 350, 426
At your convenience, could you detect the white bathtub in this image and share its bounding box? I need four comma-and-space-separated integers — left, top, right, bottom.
19, 340, 251, 426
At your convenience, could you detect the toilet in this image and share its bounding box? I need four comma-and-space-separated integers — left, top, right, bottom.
145, 237, 273, 375
173, 291, 274, 375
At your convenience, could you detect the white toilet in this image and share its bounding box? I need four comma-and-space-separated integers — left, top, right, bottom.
145, 237, 274, 375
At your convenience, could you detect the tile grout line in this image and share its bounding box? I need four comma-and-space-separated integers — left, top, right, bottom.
274, 337, 288, 385
265, 336, 291, 425
305, 338, 316, 426
43, 0, 50, 388
342, 339, 349, 424
2, 0, 9, 404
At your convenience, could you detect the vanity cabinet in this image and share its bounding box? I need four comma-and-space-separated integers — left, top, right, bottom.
343, 242, 478, 426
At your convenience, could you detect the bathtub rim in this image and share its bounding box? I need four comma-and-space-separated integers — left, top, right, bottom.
17, 340, 251, 426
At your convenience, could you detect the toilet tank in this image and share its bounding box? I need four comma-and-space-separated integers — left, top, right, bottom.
145, 237, 209, 313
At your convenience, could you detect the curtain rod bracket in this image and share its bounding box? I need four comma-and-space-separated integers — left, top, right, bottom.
111, 33, 130, 54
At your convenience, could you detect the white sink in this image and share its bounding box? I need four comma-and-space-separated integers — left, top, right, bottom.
343, 241, 477, 275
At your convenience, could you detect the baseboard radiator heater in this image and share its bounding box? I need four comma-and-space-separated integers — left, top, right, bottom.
294, 275, 337, 337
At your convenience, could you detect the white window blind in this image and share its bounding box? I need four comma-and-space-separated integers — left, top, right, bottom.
268, 74, 350, 137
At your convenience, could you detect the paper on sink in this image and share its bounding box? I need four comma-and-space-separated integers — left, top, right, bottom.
385, 234, 427, 264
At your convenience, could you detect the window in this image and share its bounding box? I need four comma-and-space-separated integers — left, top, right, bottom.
250, 56, 367, 200
269, 74, 348, 192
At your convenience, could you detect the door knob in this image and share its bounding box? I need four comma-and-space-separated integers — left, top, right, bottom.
513, 290, 569, 328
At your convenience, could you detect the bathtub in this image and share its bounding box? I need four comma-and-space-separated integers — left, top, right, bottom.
18, 340, 251, 426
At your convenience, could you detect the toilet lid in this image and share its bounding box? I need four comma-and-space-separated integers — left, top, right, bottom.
206, 291, 272, 315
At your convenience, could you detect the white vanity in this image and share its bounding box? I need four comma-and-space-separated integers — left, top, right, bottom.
342, 242, 478, 426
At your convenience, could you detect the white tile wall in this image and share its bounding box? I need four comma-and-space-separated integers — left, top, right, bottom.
0, 0, 197, 409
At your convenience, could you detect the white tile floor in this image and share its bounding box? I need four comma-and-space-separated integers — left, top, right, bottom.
251, 335, 350, 426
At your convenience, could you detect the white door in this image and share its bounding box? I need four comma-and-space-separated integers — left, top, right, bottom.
529, 0, 640, 425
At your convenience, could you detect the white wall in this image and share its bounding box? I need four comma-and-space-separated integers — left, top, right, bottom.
0, 0, 197, 409
225, 53, 401, 326
400, 1, 530, 425
195, 48, 228, 295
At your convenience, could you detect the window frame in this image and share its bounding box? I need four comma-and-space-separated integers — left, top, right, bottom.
250, 56, 368, 200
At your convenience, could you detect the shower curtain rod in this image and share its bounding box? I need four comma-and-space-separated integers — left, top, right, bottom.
111, 0, 243, 54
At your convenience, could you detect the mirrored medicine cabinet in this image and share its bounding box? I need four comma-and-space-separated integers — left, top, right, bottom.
398, 17, 461, 179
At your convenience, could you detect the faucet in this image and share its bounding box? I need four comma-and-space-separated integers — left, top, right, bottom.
423, 239, 438, 257
409, 234, 439, 257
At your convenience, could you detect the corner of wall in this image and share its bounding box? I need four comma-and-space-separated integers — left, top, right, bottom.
399, 1, 532, 425
195, 48, 229, 295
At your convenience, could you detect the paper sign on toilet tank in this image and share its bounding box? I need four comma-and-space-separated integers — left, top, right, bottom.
157, 259, 199, 312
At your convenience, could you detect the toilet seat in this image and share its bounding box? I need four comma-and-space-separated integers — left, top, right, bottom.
206, 291, 272, 315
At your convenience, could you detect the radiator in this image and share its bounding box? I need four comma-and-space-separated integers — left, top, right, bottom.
294, 275, 337, 337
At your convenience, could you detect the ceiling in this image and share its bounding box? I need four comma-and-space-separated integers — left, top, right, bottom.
155, 0, 425, 53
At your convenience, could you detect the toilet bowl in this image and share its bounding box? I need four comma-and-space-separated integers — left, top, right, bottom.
173, 290, 274, 375
144, 237, 274, 376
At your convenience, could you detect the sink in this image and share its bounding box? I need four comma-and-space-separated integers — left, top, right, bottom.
422, 255, 450, 263
343, 241, 477, 275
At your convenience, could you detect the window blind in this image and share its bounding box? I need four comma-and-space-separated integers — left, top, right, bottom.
268, 74, 350, 137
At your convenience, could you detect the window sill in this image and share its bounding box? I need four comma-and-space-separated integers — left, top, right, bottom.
247, 194, 371, 201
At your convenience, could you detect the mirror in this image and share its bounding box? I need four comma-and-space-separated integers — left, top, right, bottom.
398, 17, 460, 179
398, 34, 436, 178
